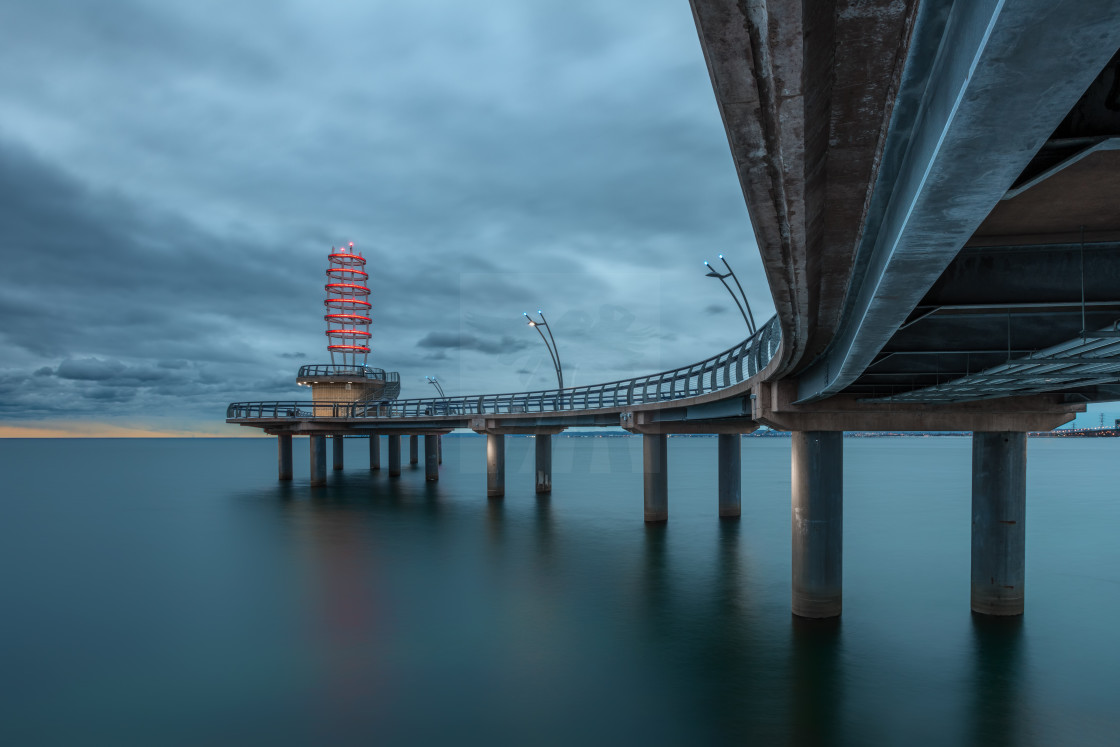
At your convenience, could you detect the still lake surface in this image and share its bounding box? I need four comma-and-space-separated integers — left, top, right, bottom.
1, 435, 1117, 745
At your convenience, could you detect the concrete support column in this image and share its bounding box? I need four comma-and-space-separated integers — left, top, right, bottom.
409, 435, 419, 465
277, 433, 293, 481
718, 433, 741, 518
643, 433, 668, 523
438, 434, 443, 465
369, 435, 380, 471
791, 431, 843, 618
332, 435, 344, 471
425, 434, 439, 481
487, 434, 505, 498
388, 435, 401, 477
971, 432, 1027, 616
535, 434, 552, 494
310, 435, 327, 486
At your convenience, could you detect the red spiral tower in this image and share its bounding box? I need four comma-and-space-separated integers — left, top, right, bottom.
324, 241, 371, 366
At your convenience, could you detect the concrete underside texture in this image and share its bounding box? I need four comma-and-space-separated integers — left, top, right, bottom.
689, 0, 922, 377
791, 431, 843, 618
691, 0, 1120, 405
535, 434, 552, 494
424, 434, 439, 481
388, 435, 401, 477
718, 433, 741, 517
752, 384, 1082, 432
309, 435, 327, 487
643, 434, 668, 523
332, 435, 344, 471
277, 433, 292, 481
487, 434, 505, 498
971, 431, 1027, 616
409, 435, 419, 465
369, 434, 380, 471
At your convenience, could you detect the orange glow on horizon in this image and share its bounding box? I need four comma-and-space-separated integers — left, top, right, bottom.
0, 421, 267, 438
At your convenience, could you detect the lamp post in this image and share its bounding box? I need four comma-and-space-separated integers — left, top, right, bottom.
704, 254, 756, 335
523, 310, 564, 403
425, 376, 446, 398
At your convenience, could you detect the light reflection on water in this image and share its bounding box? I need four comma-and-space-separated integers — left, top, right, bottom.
0, 436, 1117, 745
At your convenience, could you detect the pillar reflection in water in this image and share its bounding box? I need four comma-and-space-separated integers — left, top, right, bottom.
787, 616, 843, 744
968, 614, 1025, 744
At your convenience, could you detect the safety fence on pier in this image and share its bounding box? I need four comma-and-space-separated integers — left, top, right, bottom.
228, 315, 781, 420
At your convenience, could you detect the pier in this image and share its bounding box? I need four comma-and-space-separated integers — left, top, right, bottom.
228, 0, 1120, 620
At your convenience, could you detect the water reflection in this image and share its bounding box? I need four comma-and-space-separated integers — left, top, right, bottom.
968, 614, 1024, 746
533, 495, 555, 583
273, 494, 388, 740
641, 524, 671, 635
788, 615, 843, 745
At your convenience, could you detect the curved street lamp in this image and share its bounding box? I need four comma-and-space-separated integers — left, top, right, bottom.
704, 254, 757, 335
523, 310, 564, 396
425, 376, 446, 398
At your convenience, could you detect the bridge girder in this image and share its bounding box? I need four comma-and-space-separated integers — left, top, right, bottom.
692, 0, 1120, 404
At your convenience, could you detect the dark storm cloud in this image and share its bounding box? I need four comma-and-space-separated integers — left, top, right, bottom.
55, 358, 128, 381
0, 0, 769, 427
417, 332, 528, 356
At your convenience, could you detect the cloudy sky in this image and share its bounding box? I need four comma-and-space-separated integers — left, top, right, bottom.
0, 0, 774, 435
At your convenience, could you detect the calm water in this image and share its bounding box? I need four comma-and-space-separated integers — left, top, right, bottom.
1, 436, 1117, 745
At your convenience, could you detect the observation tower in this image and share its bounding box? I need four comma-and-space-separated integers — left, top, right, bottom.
296, 242, 400, 407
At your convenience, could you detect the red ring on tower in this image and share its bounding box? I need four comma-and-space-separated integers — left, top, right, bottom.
326, 268, 369, 281
324, 242, 372, 365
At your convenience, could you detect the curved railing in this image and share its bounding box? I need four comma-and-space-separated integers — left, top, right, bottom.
228, 315, 781, 420
296, 365, 399, 382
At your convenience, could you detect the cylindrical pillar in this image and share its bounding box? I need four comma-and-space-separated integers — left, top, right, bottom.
718, 433, 741, 518
643, 433, 668, 523
310, 435, 327, 486
438, 434, 443, 465
791, 431, 843, 618
388, 435, 401, 477
409, 434, 419, 465
369, 434, 381, 471
332, 435, 344, 470
971, 431, 1027, 616
487, 433, 505, 498
278, 433, 293, 481
425, 434, 439, 481
535, 434, 552, 494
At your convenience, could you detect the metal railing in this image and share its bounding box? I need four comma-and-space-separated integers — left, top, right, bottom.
297, 364, 400, 383
229, 315, 781, 420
